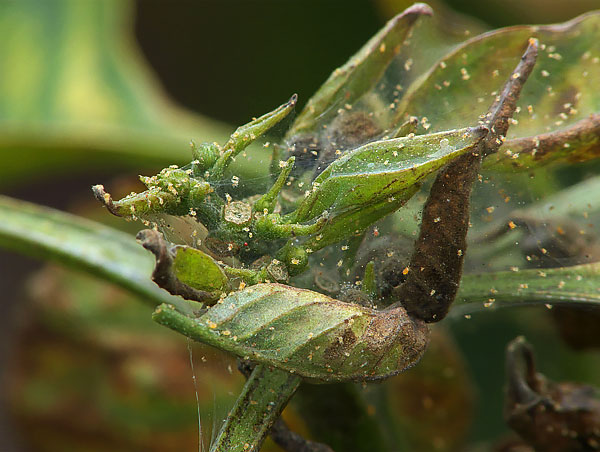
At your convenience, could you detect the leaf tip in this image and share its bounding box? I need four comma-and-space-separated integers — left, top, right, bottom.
402, 2, 434, 18
288, 93, 298, 107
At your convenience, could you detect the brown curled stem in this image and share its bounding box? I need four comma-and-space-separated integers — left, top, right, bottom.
393, 38, 539, 323
136, 229, 216, 303
505, 336, 542, 408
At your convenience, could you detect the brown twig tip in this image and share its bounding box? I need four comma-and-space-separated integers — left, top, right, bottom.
482, 38, 538, 156
136, 229, 166, 260
91, 184, 121, 217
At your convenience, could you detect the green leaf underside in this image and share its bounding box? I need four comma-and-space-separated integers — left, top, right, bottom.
172, 246, 228, 293
396, 12, 600, 168
153, 283, 428, 382
455, 261, 600, 314
303, 195, 408, 252
0, 195, 183, 308
294, 126, 486, 222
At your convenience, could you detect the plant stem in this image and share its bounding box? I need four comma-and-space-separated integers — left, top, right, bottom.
210, 364, 301, 452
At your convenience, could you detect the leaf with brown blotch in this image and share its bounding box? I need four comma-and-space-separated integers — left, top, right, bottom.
153, 283, 429, 383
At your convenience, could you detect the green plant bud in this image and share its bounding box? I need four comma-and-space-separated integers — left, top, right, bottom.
280, 245, 309, 276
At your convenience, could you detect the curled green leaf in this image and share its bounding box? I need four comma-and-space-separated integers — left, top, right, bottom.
153, 283, 429, 382
137, 229, 223, 304
171, 247, 229, 294
291, 126, 487, 223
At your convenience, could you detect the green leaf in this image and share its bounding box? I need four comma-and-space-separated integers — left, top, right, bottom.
292, 126, 487, 222
302, 196, 407, 253
0, 0, 229, 188
396, 11, 600, 169
454, 262, 600, 314
153, 283, 429, 382
0, 195, 186, 309
287, 3, 432, 138
171, 246, 228, 294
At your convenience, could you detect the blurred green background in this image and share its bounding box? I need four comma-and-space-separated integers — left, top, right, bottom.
1, 1, 599, 451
